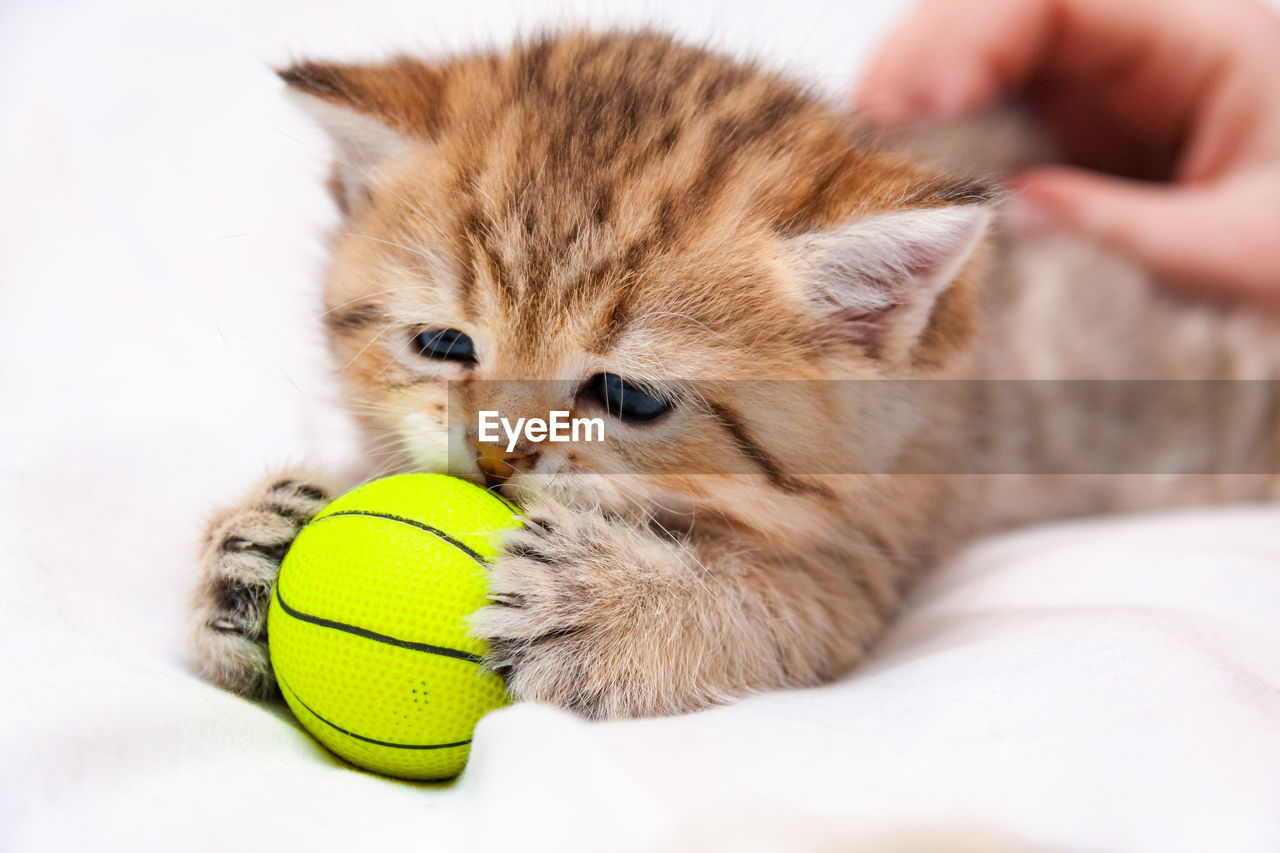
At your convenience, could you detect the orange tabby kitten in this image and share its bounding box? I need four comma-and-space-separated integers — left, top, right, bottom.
191, 31, 1280, 718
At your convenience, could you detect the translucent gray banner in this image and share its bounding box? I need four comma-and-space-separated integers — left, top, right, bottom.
443, 380, 1280, 476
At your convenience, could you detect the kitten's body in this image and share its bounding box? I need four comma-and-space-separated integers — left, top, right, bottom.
192, 31, 1279, 718
972, 233, 1280, 528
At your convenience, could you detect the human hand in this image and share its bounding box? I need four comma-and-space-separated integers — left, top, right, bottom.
856, 0, 1280, 307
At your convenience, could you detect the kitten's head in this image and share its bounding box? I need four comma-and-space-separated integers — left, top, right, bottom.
284, 31, 993, 530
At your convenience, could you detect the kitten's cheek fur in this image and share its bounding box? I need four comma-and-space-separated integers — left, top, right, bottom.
396, 411, 453, 473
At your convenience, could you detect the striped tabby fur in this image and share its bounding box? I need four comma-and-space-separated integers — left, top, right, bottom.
191, 31, 1280, 718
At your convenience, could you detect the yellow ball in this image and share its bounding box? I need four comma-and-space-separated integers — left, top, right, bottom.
267, 473, 520, 780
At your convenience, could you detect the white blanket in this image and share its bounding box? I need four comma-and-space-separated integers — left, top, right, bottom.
3, 1, 1278, 850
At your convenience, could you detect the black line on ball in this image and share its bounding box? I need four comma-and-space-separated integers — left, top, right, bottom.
489, 491, 522, 515
274, 586, 484, 664
311, 509, 491, 565
278, 674, 473, 751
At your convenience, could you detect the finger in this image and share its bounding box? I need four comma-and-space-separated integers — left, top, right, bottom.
1011, 166, 1280, 307
855, 0, 1055, 125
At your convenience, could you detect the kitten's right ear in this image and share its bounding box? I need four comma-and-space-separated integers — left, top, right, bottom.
786, 202, 992, 365
278, 60, 445, 214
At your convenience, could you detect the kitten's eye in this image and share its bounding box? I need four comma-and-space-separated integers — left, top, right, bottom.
412, 328, 475, 363
583, 373, 670, 423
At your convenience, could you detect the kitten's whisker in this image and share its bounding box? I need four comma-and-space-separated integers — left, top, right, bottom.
360, 434, 413, 454
336, 322, 398, 375
609, 491, 715, 594
315, 286, 435, 323
373, 332, 419, 378
361, 441, 415, 482
333, 231, 438, 266
605, 475, 693, 519
631, 310, 716, 336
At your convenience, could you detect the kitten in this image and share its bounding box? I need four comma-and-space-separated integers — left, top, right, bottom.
191, 31, 1280, 719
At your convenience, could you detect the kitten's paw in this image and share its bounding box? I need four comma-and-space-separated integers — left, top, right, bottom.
190, 471, 337, 697
472, 500, 697, 719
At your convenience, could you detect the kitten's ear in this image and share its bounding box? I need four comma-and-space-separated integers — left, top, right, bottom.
786, 203, 992, 363
277, 60, 445, 214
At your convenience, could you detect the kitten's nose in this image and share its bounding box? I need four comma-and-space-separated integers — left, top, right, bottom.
474, 442, 540, 486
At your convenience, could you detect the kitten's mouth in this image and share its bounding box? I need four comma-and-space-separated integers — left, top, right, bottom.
475, 452, 539, 490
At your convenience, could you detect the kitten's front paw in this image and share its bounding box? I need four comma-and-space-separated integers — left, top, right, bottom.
190, 472, 336, 697
472, 500, 702, 719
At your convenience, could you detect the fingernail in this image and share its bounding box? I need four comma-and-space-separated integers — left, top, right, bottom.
930, 59, 990, 121
867, 87, 954, 127
855, 92, 910, 127
927, 79, 967, 120
1004, 195, 1058, 234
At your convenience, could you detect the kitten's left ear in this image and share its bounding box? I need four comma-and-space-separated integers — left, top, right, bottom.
786, 202, 992, 364
278, 59, 445, 214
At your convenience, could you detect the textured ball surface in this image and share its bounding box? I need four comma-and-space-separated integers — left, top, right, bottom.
267, 473, 520, 780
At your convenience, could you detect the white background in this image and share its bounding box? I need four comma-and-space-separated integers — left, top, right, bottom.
3, 1, 1280, 851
